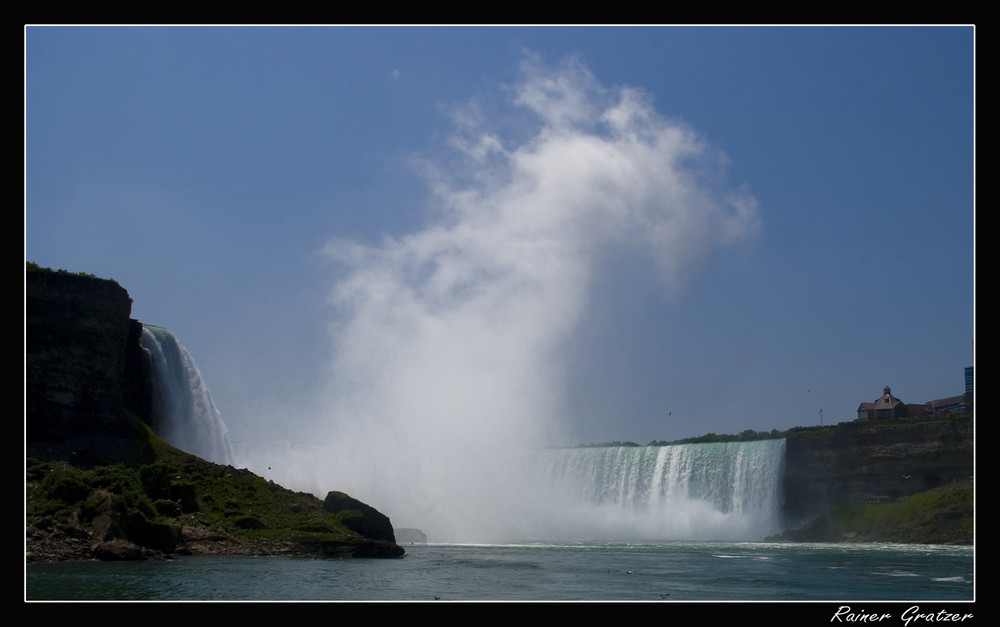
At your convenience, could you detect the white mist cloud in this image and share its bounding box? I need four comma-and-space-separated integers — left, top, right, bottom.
252, 54, 760, 541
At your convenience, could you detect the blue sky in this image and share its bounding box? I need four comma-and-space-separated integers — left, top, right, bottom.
26, 26, 974, 459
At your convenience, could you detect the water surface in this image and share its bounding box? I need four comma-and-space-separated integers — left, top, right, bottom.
25, 541, 973, 602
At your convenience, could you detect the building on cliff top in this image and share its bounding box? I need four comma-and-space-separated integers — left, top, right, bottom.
857, 386, 911, 422
856, 376, 973, 422
924, 394, 972, 414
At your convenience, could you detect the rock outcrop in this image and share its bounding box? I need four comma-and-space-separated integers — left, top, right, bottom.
323, 491, 397, 543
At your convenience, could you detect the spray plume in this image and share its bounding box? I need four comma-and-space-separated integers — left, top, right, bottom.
239, 55, 760, 542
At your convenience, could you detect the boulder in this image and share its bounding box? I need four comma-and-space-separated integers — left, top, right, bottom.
323, 491, 396, 543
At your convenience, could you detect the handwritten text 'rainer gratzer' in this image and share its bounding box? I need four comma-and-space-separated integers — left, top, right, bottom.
831, 606, 974, 625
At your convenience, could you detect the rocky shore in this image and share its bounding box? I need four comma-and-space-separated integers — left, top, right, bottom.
26, 517, 401, 563
26, 519, 294, 563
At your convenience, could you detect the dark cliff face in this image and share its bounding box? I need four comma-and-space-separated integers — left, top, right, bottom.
26, 268, 156, 467
781, 417, 974, 526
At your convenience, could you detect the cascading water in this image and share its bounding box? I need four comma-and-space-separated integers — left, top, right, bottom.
140, 325, 235, 466
532, 439, 786, 542
235, 436, 786, 543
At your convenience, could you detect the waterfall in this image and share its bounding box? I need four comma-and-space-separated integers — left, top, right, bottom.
533, 439, 786, 541
140, 325, 235, 465
234, 437, 786, 543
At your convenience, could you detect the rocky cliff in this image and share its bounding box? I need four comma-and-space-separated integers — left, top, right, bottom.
781, 417, 974, 532
26, 266, 156, 467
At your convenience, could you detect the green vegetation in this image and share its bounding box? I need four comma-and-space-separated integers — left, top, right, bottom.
822, 478, 973, 544
583, 412, 974, 448
578, 428, 788, 448
26, 261, 98, 279
576, 440, 642, 448
649, 428, 788, 446
786, 412, 972, 438
26, 426, 395, 561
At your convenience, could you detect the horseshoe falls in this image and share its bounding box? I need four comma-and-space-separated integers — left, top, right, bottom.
530, 439, 786, 542
140, 325, 235, 466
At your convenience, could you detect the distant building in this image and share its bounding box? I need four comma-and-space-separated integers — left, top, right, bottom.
856, 369, 973, 422
922, 365, 973, 415
923, 394, 971, 414
857, 386, 910, 422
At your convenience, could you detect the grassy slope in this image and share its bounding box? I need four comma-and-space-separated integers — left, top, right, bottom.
830, 477, 974, 544
26, 422, 402, 561
778, 477, 973, 544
